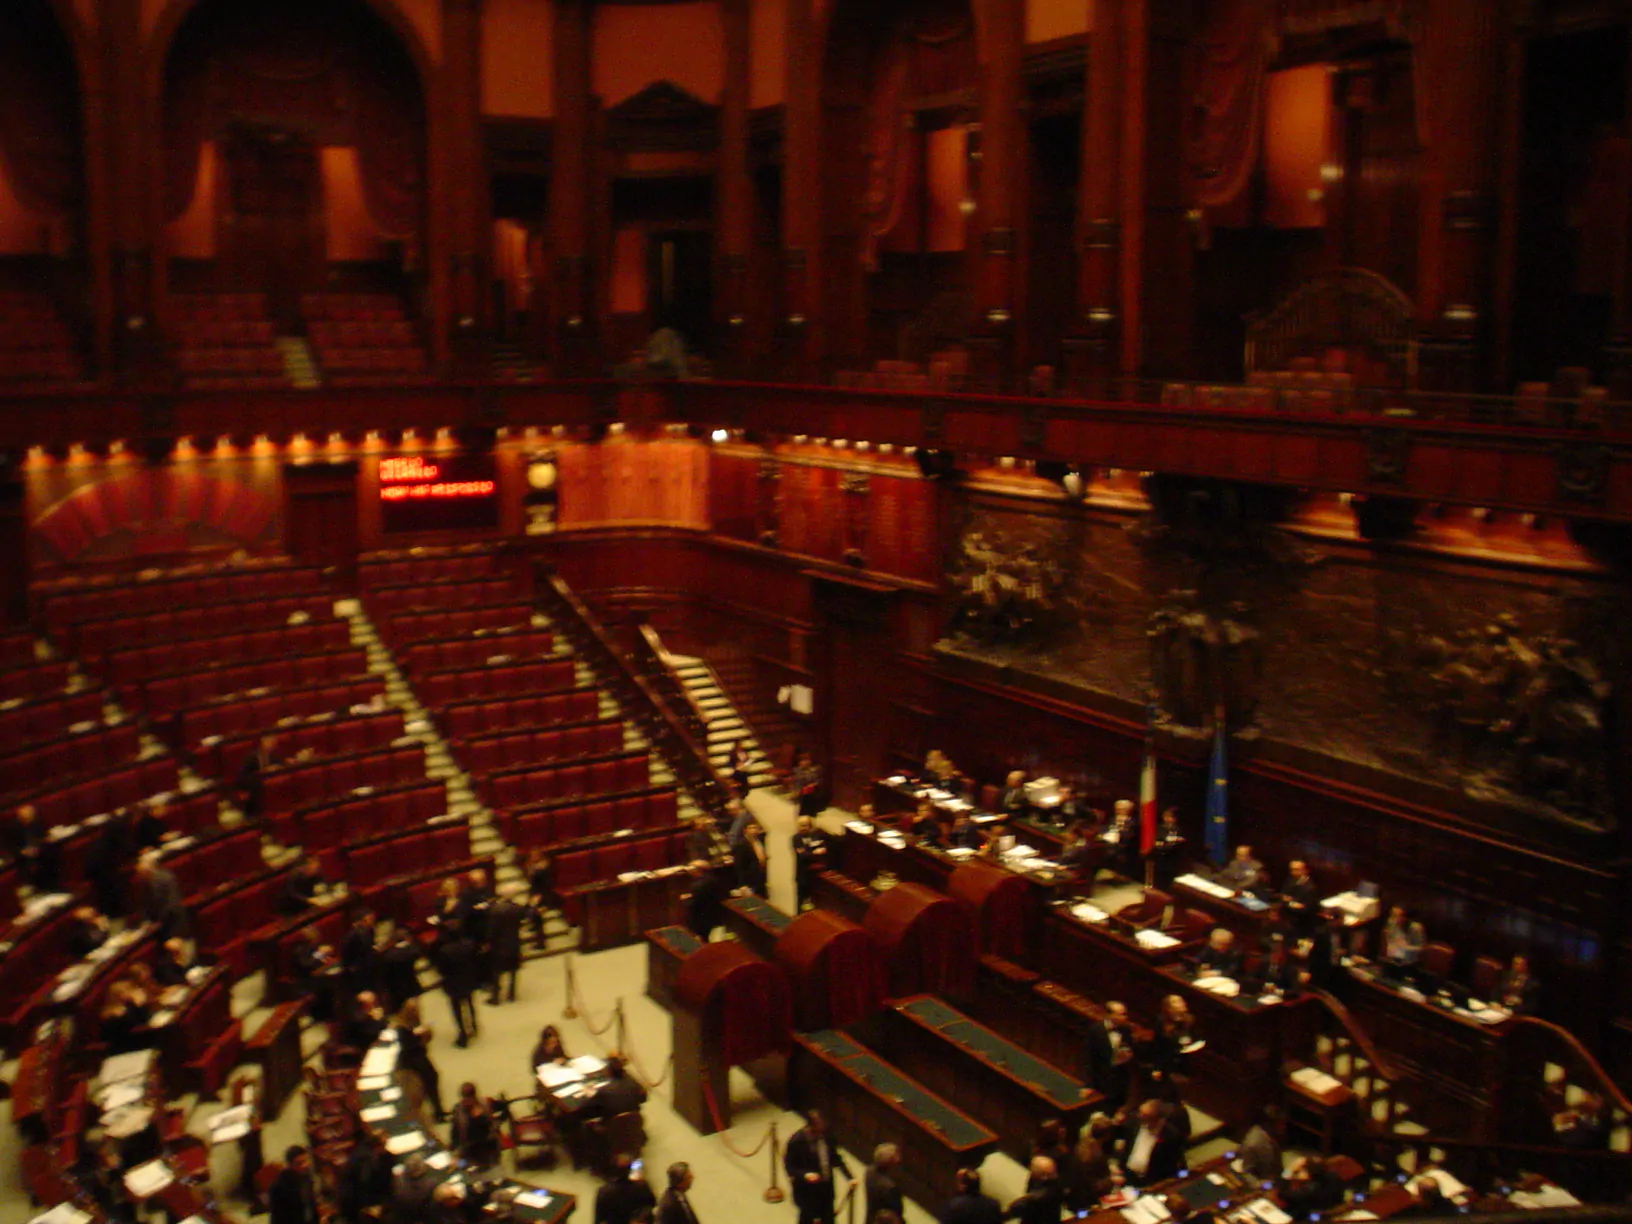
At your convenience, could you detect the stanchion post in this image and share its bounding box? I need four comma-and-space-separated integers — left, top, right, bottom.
562, 954, 577, 1019
763, 1121, 785, 1202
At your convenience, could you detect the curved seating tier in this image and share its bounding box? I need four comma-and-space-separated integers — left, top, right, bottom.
376, 601, 535, 648
478, 749, 649, 812
456, 717, 625, 778
64, 593, 337, 660
132, 648, 371, 715
170, 676, 387, 748
40, 562, 328, 626
365, 577, 521, 619
505, 787, 680, 851
190, 709, 406, 781
0, 722, 143, 803
399, 627, 555, 675
260, 743, 427, 819
417, 659, 578, 709
358, 549, 500, 590
26, 758, 180, 832
0, 659, 72, 702
268, 779, 447, 862
101, 620, 352, 687
0, 689, 107, 754
437, 688, 602, 738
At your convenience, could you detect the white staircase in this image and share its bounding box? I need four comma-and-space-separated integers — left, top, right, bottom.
277, 336, 321, 389
666, 654, 776, 791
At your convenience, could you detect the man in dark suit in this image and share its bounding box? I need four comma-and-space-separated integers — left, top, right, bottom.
1280, 860, 1320, 933
784, 1110, 854, 1224
436, 922, 480, 1047
342, 991, 388, 1052
595, 1155, 657, 1224
485, 883, 525, 1005
1084, 1000, 1136, 1108
236, 734, 278, 826
136, 854, 188, 940
455, 869, 493, 943
83, 812, 131, 919
588, 1055, 648, 1118
683, 861, 726, 941
1004, 1156, 1065, 1224
337, 1129, 393, 1224
941, 1167, 1002, 1224
864, 1144, 904, 1224
390, 1154, 439, 1224
657, 1162, 700, 1224
1116, 1100, 1185, 1187
341, 911, 379, 1007
379, 928, 422, 1015
1195, 928, 1242, 979
269, 1145, 321, 1224
276, 857, 324, 918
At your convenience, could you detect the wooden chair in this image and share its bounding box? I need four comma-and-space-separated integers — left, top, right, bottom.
1113, 889, 1173, 931
505, 1106, 559, 1169
584, 1110, 647, 1177
1471, 955, 1503, 1001
1421, 941, 1455, 979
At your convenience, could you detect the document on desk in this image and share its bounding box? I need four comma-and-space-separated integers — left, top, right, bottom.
1242, 1199, 1290, 1224
569, 1054, 607, 1075
361, 1104, 398, 1123
358, 1074, 393, 1090
426, 1151, 455, 1170
123, 1160, 174, 1199
361, 1047, 399, 1077
1120, 1194, 1172, 1224
385, 1131, 426, 1155
100, 1049, 155, 1085
537, 1063, 584, 1090
1134, 929, 1179, 950
516, 1191, 554, 1209
208, 1104, 255, 1145
29, 1203, 93, 1224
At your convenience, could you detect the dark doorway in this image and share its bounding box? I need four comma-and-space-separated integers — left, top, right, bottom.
221, 126, 322, 330
813, 576, 896, 811
648, 229, 713, 353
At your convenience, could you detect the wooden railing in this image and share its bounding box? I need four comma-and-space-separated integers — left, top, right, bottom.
1501, 1017, 1631, 1153
1358, 1132, 1632, 1206
632, 624, 711, 750
534, 568, 732, 822
1296, 989, 1417, 1132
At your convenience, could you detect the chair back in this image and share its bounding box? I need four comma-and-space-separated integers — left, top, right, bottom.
1421, 941, 1455, 979
603, 1110, 647, 1161
1471, 955, 1503, 1000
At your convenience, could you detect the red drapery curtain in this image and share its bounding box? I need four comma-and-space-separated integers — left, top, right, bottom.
0, 1, 81, 216
1188, 0, 1275, 212
160, 0, 422, 239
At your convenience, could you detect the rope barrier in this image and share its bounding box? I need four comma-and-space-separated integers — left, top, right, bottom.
561, 955, 618, 1035
699, 1071, 784, 1189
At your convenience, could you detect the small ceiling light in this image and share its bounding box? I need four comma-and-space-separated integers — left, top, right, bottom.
710, 428, 729, 443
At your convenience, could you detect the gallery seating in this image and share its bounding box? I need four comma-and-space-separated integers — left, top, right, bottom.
100, 620, 352, 687
454, 717, 625, 778
133, 648, 371, 715
399, 628, 554, 675
170, 676, 387, 748
0, 721, 143, 801
376, 602, 536, 649
0, 289, 82, 387
438, 687, 603, 738
39, 562, 327, 625
189, 709, 406, 781
259, 743, 427, 820
170, 293, 287, 390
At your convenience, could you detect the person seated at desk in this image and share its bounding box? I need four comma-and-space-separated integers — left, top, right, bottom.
1147, 809, 1185, 887
1380, 905, 1426, 975
999, 770, 1030, 819
153, 936, 195, 988
1195, 928, 1242, 979
1281, 1157, 1345, 1221
133, 800, 179, 853
1250, 935, 1301, 997
8, 802, 63, 893
99, 978, 153, 1054
1058, 822, 1095, 871
276, 855, 325, 918
235, 734, 279, 826
1498, 954, 1541, 1016
947, 811, 986, 851
1214, 844, 1264, 893
1114, 1099, 1185, 1188
982, 816, 1017, 857
1300, 910, 1345, 993
290, 927, 337, 1022
1552, 1092, 1610, 1150
1280, 860, 1319, 931
67, 904, 112, 959
531, 1023, 569, 1073
588, 1054, 649, 1119
1049, 783, 1086, 827
341, 990, 388, 1052
451, 1081, 500, 1167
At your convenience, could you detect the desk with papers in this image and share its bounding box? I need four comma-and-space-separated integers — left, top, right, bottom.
350, 1031, 575, 1223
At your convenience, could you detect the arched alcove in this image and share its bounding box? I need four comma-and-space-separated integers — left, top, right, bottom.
818, 0, 979, 370
157, 0, 428, 330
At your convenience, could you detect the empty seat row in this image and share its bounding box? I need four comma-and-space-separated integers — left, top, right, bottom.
302, 292, 406, 322
0, 632, 37, 670
457, 718, 625, 779
365, 577, 519, 619
0, 350, 79, 383
0, 660, 71, 704
268, 778, 447, 858
177, 346, 284, 376
553, 829, 691, 911
419, 658, 578, 709
187, 374, 289, 391
101, 620, 352, 687
480, 751, 650, 814
0, 319, 70, 350
41, 563, 327, 626
438, 687, 601, 739
317, 345, 427, 373
0, 690, 104, 755
261, 743, 426, 819
309, 320, 415, 347
171, 292, 269, 322
192, 866, 292, 977
0, 723, 143, 802
338, 820, 471, 893
171, 676, 386, 749
161, 828, 265, 905
131, 648, 370, 716
27, 757, 180, 831
377, 602, 534, 649
65, 593, 335, 659
172, 319, 274, 346
359, 550, 500, 591
400, 629, 554, 676
191, 710, 406, 782
508, 788, 680, 851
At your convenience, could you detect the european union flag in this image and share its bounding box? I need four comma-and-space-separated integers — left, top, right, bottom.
1204, 716, 1229, 868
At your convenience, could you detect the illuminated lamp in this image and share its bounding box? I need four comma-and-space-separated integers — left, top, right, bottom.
710, 428, 729, 443
526, 453, 558, 492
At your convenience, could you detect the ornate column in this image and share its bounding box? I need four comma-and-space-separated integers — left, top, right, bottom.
714, 0, 753, 376
548, 0, 599, 375
1063, 0, 1125, 393
440, 0, 487, 374
1414, 0, 1505, 391
966, 0, 1026, 390
777, 0, 822, 378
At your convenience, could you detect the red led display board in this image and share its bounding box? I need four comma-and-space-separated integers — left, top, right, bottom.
378, 453, 499, 533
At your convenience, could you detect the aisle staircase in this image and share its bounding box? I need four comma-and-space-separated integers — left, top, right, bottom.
664, 653, 777, 792
276, 336, 321, 389
336, 596, 711, 956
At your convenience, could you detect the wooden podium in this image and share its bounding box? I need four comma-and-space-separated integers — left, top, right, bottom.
861, 882, 979, 1002
774, 909, 886, 1031
946, 860, 1039, 964
672, 941, 791, 1134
